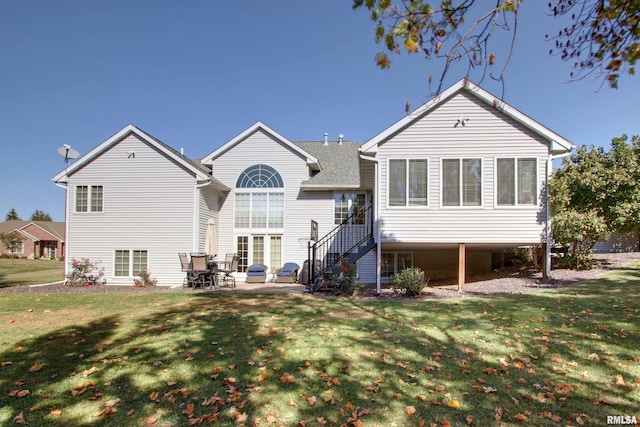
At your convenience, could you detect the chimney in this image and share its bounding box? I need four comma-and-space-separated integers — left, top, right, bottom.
323, 132, 328, 146
338, 133, 344, 144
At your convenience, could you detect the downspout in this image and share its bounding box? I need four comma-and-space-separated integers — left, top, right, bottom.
361, 153, 381, 294
54, 181, 69, 278
194, 180, 211, 252
375, 159, 381, 295
545, 157, 552, 279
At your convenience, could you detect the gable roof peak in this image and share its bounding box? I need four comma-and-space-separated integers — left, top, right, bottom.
201, 121, 320, 170
360, 79, 574, 155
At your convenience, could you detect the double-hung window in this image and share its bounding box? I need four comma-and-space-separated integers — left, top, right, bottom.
114, 249, 148, 277
442, 159, 482, 206
75, 185, 103, 212
496, 158, 537, 206
388, 159, 428, 206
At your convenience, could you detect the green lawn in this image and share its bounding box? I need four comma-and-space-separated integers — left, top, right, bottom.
0, 265, 638, 426
0, 258, 65, 288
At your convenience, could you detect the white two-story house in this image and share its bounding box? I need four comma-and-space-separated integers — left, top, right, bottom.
53, 79, 573, 289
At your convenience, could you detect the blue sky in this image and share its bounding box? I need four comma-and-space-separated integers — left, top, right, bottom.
1, 0, 638, 222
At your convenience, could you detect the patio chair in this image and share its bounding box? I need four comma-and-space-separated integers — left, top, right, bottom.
246, 264, 268, 283
190, 253, 215, 289
218, 253, 238, 289
179, 252, 195, 287
275, 262, 300, 283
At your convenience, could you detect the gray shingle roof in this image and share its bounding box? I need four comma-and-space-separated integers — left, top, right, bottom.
293, 141, 362, 189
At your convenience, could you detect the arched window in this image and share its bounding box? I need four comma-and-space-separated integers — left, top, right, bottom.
234, 165, 285, 273
236, 164, 283, 188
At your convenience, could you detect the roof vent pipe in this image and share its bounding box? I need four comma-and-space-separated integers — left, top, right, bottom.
180, 147, 184, 156
338, 133, 344, 144
323, 133, 328, 145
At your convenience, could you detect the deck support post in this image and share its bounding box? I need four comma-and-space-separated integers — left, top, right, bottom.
541, 243, 549, 281
457, 243, 465, 292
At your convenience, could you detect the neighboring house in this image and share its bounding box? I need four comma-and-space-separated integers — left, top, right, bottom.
53, 79, 575, 288
0, 220, 65, 259
593, 231, 640, 253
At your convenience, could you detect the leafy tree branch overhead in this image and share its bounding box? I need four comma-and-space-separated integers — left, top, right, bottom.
353, 0, 639, 95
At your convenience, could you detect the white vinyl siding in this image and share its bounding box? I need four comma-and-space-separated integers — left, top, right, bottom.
65, 133, 202, 285
375, 91, 550, 245
211, 129, 339, 275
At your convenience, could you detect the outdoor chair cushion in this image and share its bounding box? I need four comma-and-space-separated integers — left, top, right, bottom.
276, 263, 299, 276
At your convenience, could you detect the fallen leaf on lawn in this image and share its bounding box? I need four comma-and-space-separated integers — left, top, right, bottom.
513, 413, 527, 421
146, 416, 157, 425
317, 417, 327, 425
185, 403, 194, 417
9, 389, 30, 398
405, 406, 417, 415
266, 414, 278, 424
104, 398, 121, 407
466, 415, 475, 425
13, 412, 28, 424
167, 380, 177, 386
588, 353, 600, 361
29, 363, 44, 372
127, 409, 135, 416
494, 407, 503, 422
307, 396, 317, 406
615, 375, 626, 386
446, 399, 460, 409
555, 383, 574, 394
82, 366, 97, 377
594, 395, 617, 405
416, 394, 428, 401
1, 361, 13, 367
149, 391, 159, 402
94, 407, 116, 417
257, 372, 267, 382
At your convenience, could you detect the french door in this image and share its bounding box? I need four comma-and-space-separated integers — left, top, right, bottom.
236, 235, 282, 273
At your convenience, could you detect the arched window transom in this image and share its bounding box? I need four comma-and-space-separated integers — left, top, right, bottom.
236, 164, 283, 188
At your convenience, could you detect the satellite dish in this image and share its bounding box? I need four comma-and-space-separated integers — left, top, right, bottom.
57, 144, 80, 164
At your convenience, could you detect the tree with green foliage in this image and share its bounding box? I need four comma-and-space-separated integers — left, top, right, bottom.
30, 210, 52, 222
5, 208, 20, 221
0, 231, 23, 254
353, 0, 639, 94
549, 134, 640, 269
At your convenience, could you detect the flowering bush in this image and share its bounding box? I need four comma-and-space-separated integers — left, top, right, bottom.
332, 258, 362, 296
133, 268, 157, 287
66, 258, 104, 287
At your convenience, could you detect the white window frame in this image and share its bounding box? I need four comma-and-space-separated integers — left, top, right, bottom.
234, 189, 285, 229
495, 157, 538, 207
75, 185, 104, 213
114, 249, 148, 277
381, 252, 413, 280
334, 193, 367, 224
387, 158, 429, 208
235, 234, 282, 274
440, 158, 483, 207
